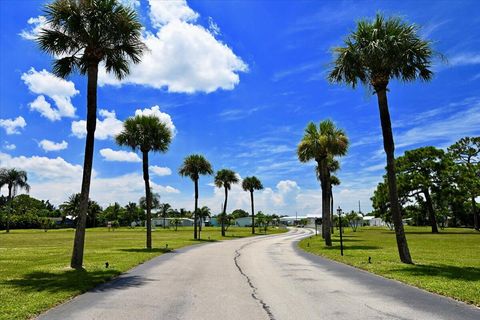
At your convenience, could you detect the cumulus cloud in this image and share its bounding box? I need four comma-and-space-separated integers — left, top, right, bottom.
150, 165, 172, 176
22, 68, 79, 121
0, 152, 179, 206
72, 109, 123, 140
99, 148, 141, 162
39, 139, 68, 152
19, 15, 49, 40
149, 0, 199, 26
0, 116, 27, 135
98, 1, 247, 93
134, 105, 176, 136
0, 152, 85, 182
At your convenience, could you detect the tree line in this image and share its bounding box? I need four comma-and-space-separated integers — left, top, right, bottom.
372, 137, 480, 232
0, 190, 281, 233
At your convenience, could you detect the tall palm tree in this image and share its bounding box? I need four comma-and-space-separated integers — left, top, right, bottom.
158, 203, 173, 229
179, 154, 213, 240
298, 120, 348, 246
241, 176, 263, 234
0, 168, 30, 233
116, 115, 172, 249
328, 14, 435, 263
214, 169, 239, 236
38, 0, 145, 269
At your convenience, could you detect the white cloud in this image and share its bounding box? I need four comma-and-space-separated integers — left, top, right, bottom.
276, 180, 300, 193
0, 152, 179, 206
39, 139, 68, 152
149, 0, 199, 26
29, 96, 60, 121
98, 2, 247, 93
72, 109, 123, 140
0, 116, 26, 135
3, 142, 16, 150
0, 152, 85, 182
99, 148, 141, 162
22, 68, 79, 121
150, 165, 172, 176
19, 15, 49, 40
396, 98, 480, 148
134, 105, 176, 136
449, 53, 480, 66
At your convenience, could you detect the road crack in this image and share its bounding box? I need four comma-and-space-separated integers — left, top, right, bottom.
234, 240, 276, 320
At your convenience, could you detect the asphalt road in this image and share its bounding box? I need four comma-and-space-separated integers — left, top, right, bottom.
38, 228, 480, 320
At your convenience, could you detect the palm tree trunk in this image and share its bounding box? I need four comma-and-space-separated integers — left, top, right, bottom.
424, 189, 438, 233
142, 151, 152, 249
250, 191, 255, 234
6, 185, 12, 233
321, 161, 332, 246
222, 186, 228, 236
472, 196, 479, 231
194, 179, 198, 240
376, 87, 413, 264
71, 63, 98, 269
330, 186, 334, 234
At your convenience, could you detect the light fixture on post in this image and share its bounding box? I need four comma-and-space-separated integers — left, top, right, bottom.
337, 206, 344, 256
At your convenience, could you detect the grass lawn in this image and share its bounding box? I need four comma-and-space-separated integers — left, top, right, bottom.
0, 226, 285, 320
299, 226, 480, 306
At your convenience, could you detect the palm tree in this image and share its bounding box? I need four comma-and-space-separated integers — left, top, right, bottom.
0, 168, 30, 233
328, 14, 435, 263
158, 203, 173, 229
38, 0, 145, 269
139, 192, 161, 213
197, 206, 211, 232
116, 115, 172, 249
179, 154, 213, 240
215, 169, 239, 236
241, 176, 263, 234
298, 120, 348, 246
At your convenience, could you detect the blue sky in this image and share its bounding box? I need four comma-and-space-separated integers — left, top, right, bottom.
1, 0, 479, 216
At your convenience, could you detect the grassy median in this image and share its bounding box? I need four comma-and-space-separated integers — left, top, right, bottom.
299, 226, 480, 306
0, 226, 285, 320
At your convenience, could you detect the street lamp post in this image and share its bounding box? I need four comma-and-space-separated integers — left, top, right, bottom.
337, 206, 344, 256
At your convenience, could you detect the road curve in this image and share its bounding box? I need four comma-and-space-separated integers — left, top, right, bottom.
38, 228, 479, 320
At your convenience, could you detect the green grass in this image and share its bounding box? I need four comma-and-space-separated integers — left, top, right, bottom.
0, 226, 285, 320
299, 226, 480, 306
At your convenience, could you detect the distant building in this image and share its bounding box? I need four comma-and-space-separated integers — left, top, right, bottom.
151, 218, 196, 227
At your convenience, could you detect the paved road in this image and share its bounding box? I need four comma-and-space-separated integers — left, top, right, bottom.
38, 228, 479, 320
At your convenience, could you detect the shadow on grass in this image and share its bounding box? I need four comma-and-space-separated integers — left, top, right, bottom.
405, 231, 480, 235
390, 264, 480, 281
3, 269, 125, 294
119, 248, 172, 253
324, 245, 381, 251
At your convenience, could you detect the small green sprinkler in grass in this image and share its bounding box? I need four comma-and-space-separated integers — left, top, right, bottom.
307, 242, 310, 247
165, 243, 168, 249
